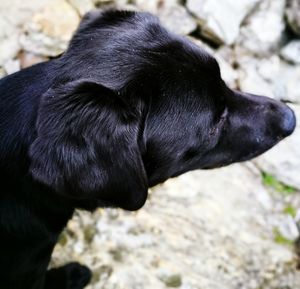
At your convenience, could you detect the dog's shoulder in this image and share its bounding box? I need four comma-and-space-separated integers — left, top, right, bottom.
0, 61, 55, 168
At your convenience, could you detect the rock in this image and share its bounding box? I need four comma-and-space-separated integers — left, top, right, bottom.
159, 273, 182, 287
237, 0, 286, 55
20, 0, 80, 57
280, 40, 300, 64
52, 164, 300, 289
134, 0, 178, 13
286, 0, 300, 36
0, 24, 20, 67
0, 0, 50, 66
277, 215, 300, 242
18, 51, 48, 69
217, 56, 238, 88
3, 59, 21, 75
0, 67, 6, 79
157, 5, 197, 35
69, 0, 95, 16
254, 104, 300, 190
237, 54, 282, 99
215, 47, 238, 88
186, 0, 260, 45
237, 54, 300, 103
276, 62, 300, 103
133, 1, 196, 35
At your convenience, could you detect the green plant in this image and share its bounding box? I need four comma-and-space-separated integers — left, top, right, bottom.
261, 172, 297, 195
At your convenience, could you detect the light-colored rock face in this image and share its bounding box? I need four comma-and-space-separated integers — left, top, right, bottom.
157, 5, 197, 35
237, 54, 300, 103
186, 0, 260, 45
254, 104, 300, 190
69, 0, 95, 16
281, 40, 300, 65
134, 0, 197, 35
20, 0, 80, 57
286, 0, 300, 36
237, 0, 286, 55
52, 164, 300, 289
0, 0, 50, 66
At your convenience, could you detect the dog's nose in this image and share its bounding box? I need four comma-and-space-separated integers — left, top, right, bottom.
278, 104, 296, 137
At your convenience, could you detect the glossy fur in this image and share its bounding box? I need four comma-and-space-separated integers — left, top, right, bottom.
0, 10, 296, 289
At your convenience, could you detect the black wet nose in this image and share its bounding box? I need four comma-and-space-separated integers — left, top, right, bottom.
278, 105, 296, 137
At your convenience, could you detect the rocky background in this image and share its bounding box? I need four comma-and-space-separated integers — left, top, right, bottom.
1, 0, 300, 288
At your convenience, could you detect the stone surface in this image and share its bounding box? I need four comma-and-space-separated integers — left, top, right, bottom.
134, 0, 197, 35
237, 54, 281, 99
0, 67, 6, 79
286, 0, 300, 36
52, 164, 300, 289
69, 0, 95, 16
215, 47, 238, 88
281, 40, 300, 65
134, 0, 178, 13
18, 51, 48, 69
237, 0, 286, 55
157, 5, 197, 35
3, 59, 21, 75
0, 0, 50, 66
254, 104, 300, 190
187, 0, 260, 45
20, 0, 80, 57
237, 54, 300, 103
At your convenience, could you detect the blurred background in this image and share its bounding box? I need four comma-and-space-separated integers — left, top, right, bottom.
0, 0, 300, 288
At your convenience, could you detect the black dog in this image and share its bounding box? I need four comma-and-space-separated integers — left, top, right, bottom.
0, 10, 296, 289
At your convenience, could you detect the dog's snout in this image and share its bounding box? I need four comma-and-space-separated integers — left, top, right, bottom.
277, 104, 296, 137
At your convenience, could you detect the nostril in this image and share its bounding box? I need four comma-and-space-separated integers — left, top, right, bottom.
279, 105, 296, 137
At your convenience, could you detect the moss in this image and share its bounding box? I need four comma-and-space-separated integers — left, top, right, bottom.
109, 247, 125, 262
273, 227, 293, 246
58, 231, 68, 246
261, 172, 297, 195
283, 205, 297, 218
84, 225, 97, 243
160, 274, 182, 288
91, 265, 113, 284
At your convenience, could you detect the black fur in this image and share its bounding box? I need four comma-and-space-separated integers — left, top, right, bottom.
0, 10, 296, 289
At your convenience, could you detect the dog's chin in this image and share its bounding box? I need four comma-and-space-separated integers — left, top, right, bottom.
202, 138, 283, 170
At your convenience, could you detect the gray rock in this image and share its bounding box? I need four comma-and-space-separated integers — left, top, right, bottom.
215, 47, 238, 88
0, 67, 6, 79
20, 0, 80, 57
286, 0, 300, 36
133, 0, 196, 35
237, 54, 300, 103
0, 0, 50, 66
186, 0, 260, 45
69, 0, 95, 16
52, 164, 300, 289
277, 215, 300, 242
237, 54, 282, 99
157, 5, 197, 35
3, 59, 21, 75
134, 0, 178, 13
237, 0, 286, 55
254, 104, 300, 190
277, 62, 300, 103
280, 40, 300, 64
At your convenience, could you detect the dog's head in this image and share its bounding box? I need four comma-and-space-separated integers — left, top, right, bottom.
29, 11, 296, 210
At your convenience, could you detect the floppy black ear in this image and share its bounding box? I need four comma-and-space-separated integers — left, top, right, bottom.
29, 80, 148, 210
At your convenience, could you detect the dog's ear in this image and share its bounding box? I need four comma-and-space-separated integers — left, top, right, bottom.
29, 80, 148, 210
